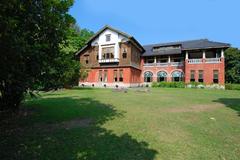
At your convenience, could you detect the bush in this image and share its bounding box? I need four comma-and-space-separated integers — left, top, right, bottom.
151, 82, 158, 88
225, 83, 240, 90
186, 82, 205, 88
152, 82, 185, 88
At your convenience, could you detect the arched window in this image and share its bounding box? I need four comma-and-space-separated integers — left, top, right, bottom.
144, 71, 153, 82
171, 71, 184, 82
157, 71, 167, 82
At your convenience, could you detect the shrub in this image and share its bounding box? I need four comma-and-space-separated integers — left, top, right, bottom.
151, 82, 185, 88
225, 83, 240, 90
186, 82, 205, 88
151, 82, 158, 88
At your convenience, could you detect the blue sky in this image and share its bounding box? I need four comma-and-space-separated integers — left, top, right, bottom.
69, 0, 239, 47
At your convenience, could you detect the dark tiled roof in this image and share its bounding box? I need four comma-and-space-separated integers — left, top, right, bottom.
142, 39, 230, 57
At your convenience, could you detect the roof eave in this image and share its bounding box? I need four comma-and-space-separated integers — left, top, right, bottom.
182, 45, 230, 51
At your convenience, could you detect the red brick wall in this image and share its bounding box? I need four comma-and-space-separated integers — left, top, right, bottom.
185, 58, 225, 85
141, 57, 225, 84
80, 67, 141, 84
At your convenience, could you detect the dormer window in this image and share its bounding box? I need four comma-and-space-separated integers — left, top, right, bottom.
106, 34, 111, 42
153, 45, 181, 52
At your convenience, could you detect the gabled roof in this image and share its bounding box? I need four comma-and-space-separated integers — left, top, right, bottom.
142, 39, 230, 56
76, 25, 145, 56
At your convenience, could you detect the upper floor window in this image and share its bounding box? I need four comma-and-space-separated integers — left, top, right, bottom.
84, 55, 89, 64
106, 34, 111, 42
122, 48, 127, 59
213, 70, 219, 83
102, 47, 114, 59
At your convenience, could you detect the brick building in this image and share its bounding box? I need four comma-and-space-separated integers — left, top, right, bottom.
76, 25, 230, 87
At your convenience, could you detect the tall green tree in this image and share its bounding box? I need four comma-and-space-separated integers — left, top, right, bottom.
225, 47, 240, 83
58, 24, 94, 88
0, 0, 75, 111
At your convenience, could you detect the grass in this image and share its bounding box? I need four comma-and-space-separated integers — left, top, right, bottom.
1, 88, 240, 160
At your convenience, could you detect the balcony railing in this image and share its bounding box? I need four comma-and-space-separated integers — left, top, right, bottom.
171, 62, 184, 66
144, 62, 183, 67
98, 58, 119, 63
156, 62, 168, 67
144, 63, 155, 66
188, 59, 203, 64
187, 58, 221, 64
205, 58, 221, 63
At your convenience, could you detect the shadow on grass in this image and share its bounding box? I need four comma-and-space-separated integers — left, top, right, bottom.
0, 96, 157, 160
214, 98, 240, 116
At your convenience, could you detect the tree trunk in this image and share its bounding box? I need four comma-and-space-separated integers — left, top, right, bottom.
0, 82, 24, 112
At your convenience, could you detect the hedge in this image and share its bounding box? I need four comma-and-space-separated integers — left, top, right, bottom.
151, 82, 185, 88
225, 83, 240, 90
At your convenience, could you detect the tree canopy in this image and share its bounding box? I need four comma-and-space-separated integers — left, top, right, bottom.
0, 0, 93, 111
225, 47, 240, 83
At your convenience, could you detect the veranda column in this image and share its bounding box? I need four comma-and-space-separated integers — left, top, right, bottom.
202, 50, 206, 63
154, 56, 157, 64
221, 49, 224, 58
185, 51, 190, 83
185, 51, 189, 59
220, 49, 225, 84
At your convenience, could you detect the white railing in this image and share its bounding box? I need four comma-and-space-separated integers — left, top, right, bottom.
156, 62, 168, 67
170, 62, 184, 66
205, 58, 221, 63
98, 58, 119, 63
188, 59, 203, 64
143, 63, 155, 66
144, 62, 183, 67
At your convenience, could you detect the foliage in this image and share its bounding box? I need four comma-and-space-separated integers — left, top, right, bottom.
225, 47, 240, 83
225, 83, 240, 90
151, 82, 185, 88
0, 0, 75, 111
58, 24, 94, 87
186, 82, 205, 89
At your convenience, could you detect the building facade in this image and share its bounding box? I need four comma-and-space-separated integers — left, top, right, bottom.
76, 25, 230, 87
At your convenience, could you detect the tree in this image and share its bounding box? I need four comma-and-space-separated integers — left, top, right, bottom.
225, 47, 240, 83
59, 24, 94, 87
0, 0, 75, 111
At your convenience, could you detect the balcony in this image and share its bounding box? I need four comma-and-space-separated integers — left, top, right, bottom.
187, 59, 203, 64
144, 62, 184, 67
187, 58, 221, 64
98, 58, 119, 63
156, 62, 168, 67
171, 62, 184, 66
205, 58, 221, 63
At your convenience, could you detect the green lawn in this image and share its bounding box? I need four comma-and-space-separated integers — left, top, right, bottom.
1, 88, 240, 160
